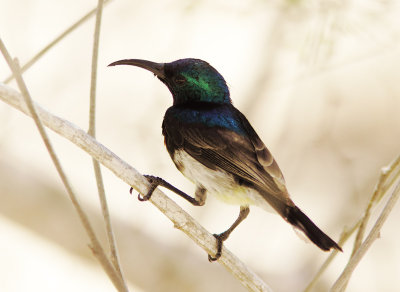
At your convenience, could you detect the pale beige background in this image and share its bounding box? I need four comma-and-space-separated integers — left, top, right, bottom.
1, 0, 399, 291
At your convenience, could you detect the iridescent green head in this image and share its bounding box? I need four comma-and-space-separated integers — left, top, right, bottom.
108, 58, 231, 105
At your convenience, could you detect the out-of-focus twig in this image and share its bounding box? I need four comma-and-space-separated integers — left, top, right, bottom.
88, 0, 127, 286
331, 159, 400, 292
0, 82, 273, 292
303, 221, 360, 292
351, 156, 400, 255
3, 0, 113, 84
305, 155, 400, 292
0, 38, 126, 292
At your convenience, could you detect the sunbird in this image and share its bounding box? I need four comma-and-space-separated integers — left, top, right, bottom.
109, 58, 342, 261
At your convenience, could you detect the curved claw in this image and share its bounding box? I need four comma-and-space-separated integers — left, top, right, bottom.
138, 193, 151, 201
208, 254, 219, 262
136, 175, 159, 202
129, 186, 148, 201
208, 233, 224, 262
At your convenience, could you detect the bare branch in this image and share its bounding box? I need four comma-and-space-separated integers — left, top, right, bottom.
0, 39, 126, 292
304, 156, 400, 291
303, 222, 360, 292
87, 0, 127, 286
88, 0, 103, 137
0, 82, 273, 292
352, 156, 400, 255
331, 173, 400, 291
3, 0, 113, 84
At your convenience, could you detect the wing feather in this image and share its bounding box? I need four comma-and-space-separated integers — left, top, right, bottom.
163, 104, 291, 205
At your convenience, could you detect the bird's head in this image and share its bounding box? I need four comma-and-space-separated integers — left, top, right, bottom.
108, 58, 231, 105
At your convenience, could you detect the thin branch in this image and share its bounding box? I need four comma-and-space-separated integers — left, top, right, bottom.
304, 155, 400, 291
0, 39, 126, 292
88, 0, 102, 137
331, 180, 400, 291
351, 156, 400, 255
88, 0, 126, 286
303, 221, 360, 292
3, 0, 113, 84
0, 82, 273, 292
332, 155, 400, 291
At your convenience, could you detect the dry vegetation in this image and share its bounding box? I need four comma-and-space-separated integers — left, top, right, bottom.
1, 1, 400, 291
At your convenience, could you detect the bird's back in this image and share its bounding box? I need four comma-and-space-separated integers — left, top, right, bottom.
162, 103, 293, 207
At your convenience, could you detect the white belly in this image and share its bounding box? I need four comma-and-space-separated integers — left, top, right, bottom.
173, 150, 273, 211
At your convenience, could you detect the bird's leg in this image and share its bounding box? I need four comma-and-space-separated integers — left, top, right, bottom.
131, 175, 204, 206
208, 205, 250, 262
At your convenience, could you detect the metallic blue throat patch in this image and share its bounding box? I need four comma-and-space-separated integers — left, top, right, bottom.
170, 105, 245, 135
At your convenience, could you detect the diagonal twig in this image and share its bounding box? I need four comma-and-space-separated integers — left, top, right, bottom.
351, 156, 400, 255
0, 38, 126, 292
305, 155, 400, 292
3, 0, 113, 84
0, 81, 273, 292
331, 172, 400, 291
303, 221, 360, 292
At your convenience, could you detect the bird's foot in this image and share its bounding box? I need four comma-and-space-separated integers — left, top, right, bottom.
131, 175, 162, 202
208, 232, 229, 262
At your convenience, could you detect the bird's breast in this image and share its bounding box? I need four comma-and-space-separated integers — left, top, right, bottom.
172, 149, 271, 209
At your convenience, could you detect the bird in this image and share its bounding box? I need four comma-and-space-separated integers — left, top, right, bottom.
108, 58, 342, 261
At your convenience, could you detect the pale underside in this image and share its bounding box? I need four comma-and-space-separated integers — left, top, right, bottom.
174, 149, 275, 212
174, 150, 311, 243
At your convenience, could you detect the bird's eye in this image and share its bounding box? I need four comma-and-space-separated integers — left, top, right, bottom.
174, 76, 186, 84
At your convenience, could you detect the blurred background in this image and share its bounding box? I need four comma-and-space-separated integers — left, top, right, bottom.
1, 0, 399, 291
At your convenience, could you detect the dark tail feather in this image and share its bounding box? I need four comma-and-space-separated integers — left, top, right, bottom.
286, 206, 342, 252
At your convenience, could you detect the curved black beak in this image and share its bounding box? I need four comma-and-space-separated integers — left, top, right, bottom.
108, 59, 165, 79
